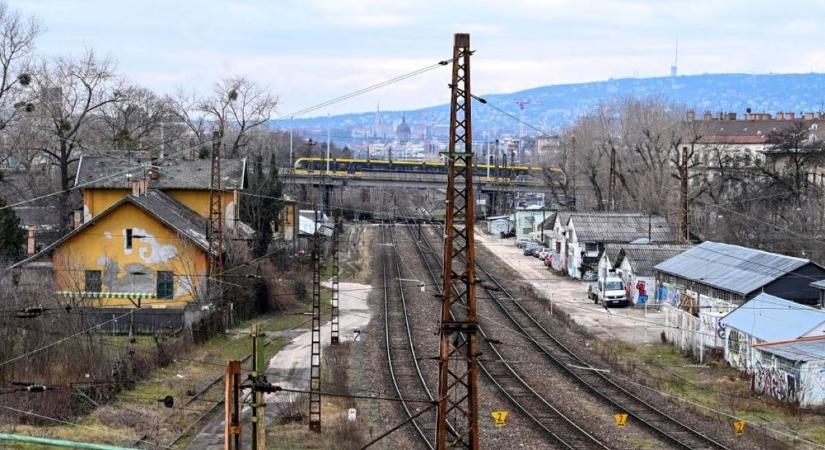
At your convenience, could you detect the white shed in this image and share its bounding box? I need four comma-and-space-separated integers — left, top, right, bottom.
752, 336, 825, 406
486, 215, 512, 236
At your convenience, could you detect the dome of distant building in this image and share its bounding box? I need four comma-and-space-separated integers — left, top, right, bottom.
396, 113, 411, 145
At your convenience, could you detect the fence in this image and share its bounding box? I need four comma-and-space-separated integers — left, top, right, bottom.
74, 307, 185, 335
662, 304, 727, 363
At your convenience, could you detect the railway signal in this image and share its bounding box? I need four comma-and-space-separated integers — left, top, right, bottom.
436, 32, 480, 450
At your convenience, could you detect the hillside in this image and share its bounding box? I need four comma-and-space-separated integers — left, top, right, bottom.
283, 73, 825, 135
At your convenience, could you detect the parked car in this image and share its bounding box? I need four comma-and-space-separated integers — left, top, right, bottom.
538, 248, 551, 260
515, 237, 533, 248
543, 254, 552, 267
500, 230, 516, 238
588, 275, 628, 307
523, 243, 540, 256
531, 247, 543, 258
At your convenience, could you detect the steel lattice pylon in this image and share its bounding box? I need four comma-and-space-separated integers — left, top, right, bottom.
309, 228, 322, 432
436, 32, 479, 450
330, 216, 340, 345
207, 130, 223, 299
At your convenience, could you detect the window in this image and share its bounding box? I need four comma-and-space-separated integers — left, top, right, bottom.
85, 270, 101, 292
125, 229, 133, 250
156, 271, 174, 299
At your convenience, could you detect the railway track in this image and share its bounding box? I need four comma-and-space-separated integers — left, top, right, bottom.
414, 214, 732, 450
380, 224, 448, 449
402, 220, 611, 450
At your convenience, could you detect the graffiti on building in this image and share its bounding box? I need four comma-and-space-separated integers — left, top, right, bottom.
657, 283, 680, 306
754, 361, 798, 403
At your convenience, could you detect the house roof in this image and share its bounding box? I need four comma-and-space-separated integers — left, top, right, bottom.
10, 190, 212, 269
600, 244, 624, 265
753, 336, 825, 363
13, 206, 59, 231
568, 213, 674, 243
720, 293, 825, 342
655, 241, 810, 296
615, 244, 693, 277
74, 155, 246, 190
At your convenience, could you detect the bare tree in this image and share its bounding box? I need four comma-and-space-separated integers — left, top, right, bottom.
30, 50, 120, 234
96, 84, 177, 156
199, 76, 277, 158
0, 2, 41, 133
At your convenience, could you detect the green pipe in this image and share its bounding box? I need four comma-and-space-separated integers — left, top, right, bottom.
0, 433, 139, 450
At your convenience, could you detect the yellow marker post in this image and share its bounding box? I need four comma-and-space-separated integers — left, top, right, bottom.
491, 410, 509, 428
732, 420, 746, 437
613, 413, 629, 428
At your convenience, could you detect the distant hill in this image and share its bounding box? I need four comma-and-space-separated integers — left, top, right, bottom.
281, 73, 825, 136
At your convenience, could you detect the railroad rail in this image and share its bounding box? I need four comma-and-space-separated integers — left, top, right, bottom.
380, 224, 451, 449
415, 213, 732, 450
403, 220, 610, 449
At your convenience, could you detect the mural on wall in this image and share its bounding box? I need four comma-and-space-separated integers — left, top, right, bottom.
657, 283, 680, 305
754, 361, 799, 403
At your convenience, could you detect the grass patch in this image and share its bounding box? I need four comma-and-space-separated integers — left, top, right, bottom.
606, 339, 825, 446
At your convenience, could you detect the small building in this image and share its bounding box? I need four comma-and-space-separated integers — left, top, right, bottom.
613, 244, 692, 305
514, 206, 551, 242
565, 213, 674, 279
485, 215, 513, 236
13, 188, 214, 308
720, 293, 825, 373
596, 244, 623, 284
752, 336, 825, 406
547, 212, 571, 272
655, 241, 825, 308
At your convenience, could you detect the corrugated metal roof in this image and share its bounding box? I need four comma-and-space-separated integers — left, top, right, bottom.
720, 293, 825, 342
569, 213, 674, 243
654, 241, 809, 295
811, 279, 825, 290
75, 155, 246, 190
755, 337, 825, 363
616, 244, 693, 277
600, 243, 624, 265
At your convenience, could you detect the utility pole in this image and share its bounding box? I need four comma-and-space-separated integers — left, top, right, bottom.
224, 360, 241, 450
207, 130, 224, 305
608, 142, 617, 211
250, 324, 266, 449
436, 32, 479, 450
330, 214, 340, 345
309, 134, 323, 431
309, 223, 322, 431
679, 145, 690, 241
569, 136, 577, 210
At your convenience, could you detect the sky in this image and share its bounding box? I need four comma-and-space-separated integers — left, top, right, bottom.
13, 0, 825, 117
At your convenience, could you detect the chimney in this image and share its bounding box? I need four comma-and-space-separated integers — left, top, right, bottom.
787, 112, 795, 120
132, 180, 140, 196
72, 210, 82, 229
728, 112, 737, 120
776, 112, 784, 120
189, 137, 196, 160
703, 111, 712, 121
26, 225, 35, 255
685, 110, 695, 121
149, 157, 159, 181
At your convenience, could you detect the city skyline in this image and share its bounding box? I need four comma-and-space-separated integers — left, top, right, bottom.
15, 0, 825, 117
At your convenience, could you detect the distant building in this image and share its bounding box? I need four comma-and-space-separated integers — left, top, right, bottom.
396, 113, 411, 145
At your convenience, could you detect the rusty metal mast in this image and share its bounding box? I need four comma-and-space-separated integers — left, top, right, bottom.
436, 32, 479, 450
207, 131, 224, 297
309, 139, 322, 432
330, 214, 340, 345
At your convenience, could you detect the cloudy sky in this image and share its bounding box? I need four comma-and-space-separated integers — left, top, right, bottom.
14, 0, 825, 116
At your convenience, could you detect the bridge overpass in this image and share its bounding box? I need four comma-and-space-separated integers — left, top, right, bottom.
279, 169, 553, 193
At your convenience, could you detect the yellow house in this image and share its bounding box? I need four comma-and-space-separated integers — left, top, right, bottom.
74, 155, 247, 230
14, 189, 214, 308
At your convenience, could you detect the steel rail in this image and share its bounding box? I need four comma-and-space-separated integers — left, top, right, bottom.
406, 219, 610, 450
380, 224, 444, 449
417, 210, 732, 450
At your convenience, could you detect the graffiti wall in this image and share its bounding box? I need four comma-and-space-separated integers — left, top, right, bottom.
657, 283, 680, 306
753, 361, 799, 403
